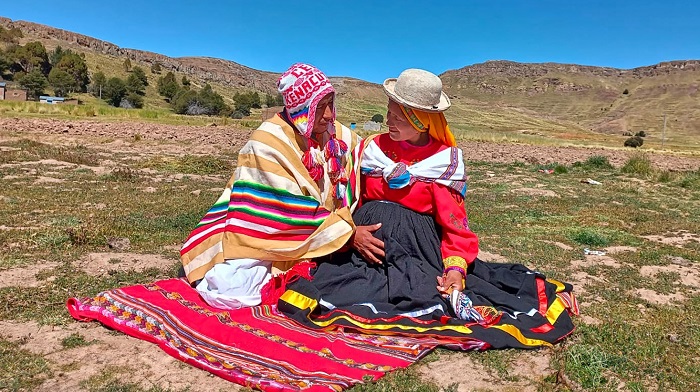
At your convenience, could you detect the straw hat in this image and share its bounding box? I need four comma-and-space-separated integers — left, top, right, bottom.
383, 68, 451, 112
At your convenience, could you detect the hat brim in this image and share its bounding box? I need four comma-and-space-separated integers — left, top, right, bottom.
382, 78, 451, 112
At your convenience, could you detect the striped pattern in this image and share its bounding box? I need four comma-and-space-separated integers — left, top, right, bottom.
280, 273, 579, 351
67, 279, 436, 391
181, 116, 360, 283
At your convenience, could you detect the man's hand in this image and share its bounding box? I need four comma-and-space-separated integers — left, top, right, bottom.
437, 270, 465, 297
352, 223, 385, 264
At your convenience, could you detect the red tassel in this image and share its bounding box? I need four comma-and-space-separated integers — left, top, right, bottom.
259, 261, 316, 305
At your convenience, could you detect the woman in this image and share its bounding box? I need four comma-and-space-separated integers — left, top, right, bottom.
181, 63, 367, 309
279, 69, 578, 350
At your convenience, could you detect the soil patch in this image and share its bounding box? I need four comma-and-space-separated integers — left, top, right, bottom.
74, 252, 177, 276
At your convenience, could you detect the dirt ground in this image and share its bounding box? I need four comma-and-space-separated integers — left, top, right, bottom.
2, 117, 700, 171
2, 117, 699, 391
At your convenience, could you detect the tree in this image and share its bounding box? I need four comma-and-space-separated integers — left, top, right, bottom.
371, 113, 384, 123
233, 92, 252, 116
181, 76, 191, 88
264, 94, 273, 107
126, 73, 146, 95
151, 62, 162, 74
50, 45, 65, 66
12, 42, 50, 75
18, 69, 48, 99
90, 71, 107, 98
103, 77, 127, 107
123, 58, 132, 72
251, 92, 261, 109
54, 52, 89, 92
0, 49, 10, 76
131, 66, 148, 86
123, 93, 144, 109
624, 136, 644, 148
48, 68, 76, 97
198, 84, 227, 115
171, 89, 198, 114
157, 72, 180, 101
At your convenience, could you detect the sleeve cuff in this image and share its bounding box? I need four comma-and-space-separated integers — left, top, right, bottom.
443, 256, 468, 278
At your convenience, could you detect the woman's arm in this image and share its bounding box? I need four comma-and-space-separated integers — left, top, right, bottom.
433, 183, 479, 280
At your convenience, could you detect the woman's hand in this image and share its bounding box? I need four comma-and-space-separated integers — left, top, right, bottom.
436, 270, 465, 297
352, 223, 385, 264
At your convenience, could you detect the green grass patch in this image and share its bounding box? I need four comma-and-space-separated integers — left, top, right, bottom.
349, 367, 448, 392
61, 332, 98, 349
0, 339, 52, 391
568, 228, 611, 247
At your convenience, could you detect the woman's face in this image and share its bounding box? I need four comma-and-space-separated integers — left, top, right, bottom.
386, 100, 421, 143
312, 93, 334, 134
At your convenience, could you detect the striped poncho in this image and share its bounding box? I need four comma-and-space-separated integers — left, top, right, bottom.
181, 115, 361, 283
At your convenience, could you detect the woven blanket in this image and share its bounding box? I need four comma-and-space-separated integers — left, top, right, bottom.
67, 278, 436, 392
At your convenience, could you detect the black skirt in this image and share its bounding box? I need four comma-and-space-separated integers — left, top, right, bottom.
288, 200, 451, 317
279, 201, 578, 350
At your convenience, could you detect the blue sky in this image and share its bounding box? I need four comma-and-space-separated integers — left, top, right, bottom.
3, 1, 699, 83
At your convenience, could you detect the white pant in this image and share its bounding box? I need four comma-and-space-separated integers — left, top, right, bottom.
196, 259, 272, 310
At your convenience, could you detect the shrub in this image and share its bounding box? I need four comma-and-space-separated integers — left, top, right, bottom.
553, 164, 568, 174
569, 228, 610, 247
584, 155, 613, 169
623, 136, 644, 148
657, 170, 673, 183
621, 152, 653, 175
634, 130, 646, 137
622, 88, 629, 95
371, 113, 384, 123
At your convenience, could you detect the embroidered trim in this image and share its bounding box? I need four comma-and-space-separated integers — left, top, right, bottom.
401, 106, 426, 131
443, 256, 468, 278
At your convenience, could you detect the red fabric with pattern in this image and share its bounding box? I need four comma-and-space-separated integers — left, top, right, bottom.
67, 278, 436, 391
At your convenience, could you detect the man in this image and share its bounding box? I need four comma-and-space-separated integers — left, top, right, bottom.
180, 63, 381, 309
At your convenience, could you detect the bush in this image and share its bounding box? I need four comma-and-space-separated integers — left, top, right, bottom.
623, 136, 644, 148
634, 130, 646, 137
622, 88, 629, 95
657, 170, 673, 183
569, 228, 610, 247
371, 113, 384, 123
621, 152, 653, 175
584, 155, 613, 169
553, 164, 568, 174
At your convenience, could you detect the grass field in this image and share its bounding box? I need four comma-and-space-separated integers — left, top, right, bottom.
1, 130, 699, 391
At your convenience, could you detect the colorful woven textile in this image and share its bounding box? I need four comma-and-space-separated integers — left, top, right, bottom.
66, 278, 436, 392
180, 115, 361, 283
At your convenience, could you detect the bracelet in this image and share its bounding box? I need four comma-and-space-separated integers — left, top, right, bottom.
443, 256, 467, 278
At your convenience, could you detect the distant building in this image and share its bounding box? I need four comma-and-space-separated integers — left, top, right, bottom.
0, 83, 28, 101
363, 121, 381, 132
39, 96, 78, 105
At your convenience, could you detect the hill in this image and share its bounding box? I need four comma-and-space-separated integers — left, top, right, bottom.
441, 60, 700, 140
1, 16, 699, 151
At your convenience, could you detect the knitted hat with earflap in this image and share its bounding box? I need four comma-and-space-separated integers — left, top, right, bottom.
277, 64, 348, 201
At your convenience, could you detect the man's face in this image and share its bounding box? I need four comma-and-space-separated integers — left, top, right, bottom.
312, 93, 334, 134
